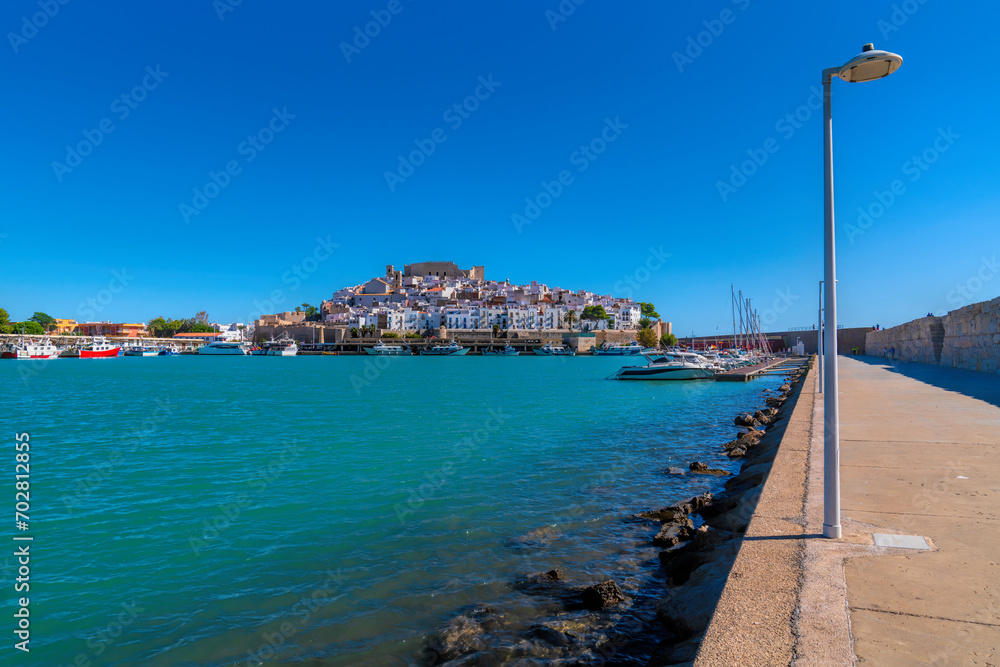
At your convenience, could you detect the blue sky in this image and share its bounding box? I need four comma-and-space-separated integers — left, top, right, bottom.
2, 1, 998, 334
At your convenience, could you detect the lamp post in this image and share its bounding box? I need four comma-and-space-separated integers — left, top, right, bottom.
822, 44, 903, 539
818, 280, 823, 393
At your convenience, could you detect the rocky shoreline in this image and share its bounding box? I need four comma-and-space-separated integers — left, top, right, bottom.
418, 361, 812, 666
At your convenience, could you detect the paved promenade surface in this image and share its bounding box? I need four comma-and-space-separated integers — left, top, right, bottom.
838, 357, 999, 665
695, 356, 998, 666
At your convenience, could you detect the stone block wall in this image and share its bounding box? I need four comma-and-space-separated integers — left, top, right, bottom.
865, 296, 1000, 373
940, 297, 1000, 373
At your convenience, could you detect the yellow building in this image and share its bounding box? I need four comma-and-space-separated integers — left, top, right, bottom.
52, 318, 77, 334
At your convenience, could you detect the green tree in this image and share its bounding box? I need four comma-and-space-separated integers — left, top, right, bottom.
492, 323, 500, 338
30, 312, 55, 331
190, 322, 215, 333
194, 311, 209, 324
0, 308, 9, 326
350, 327, 359, 339
639, 302, 659, 319
302, 305, 321, 322
148, 316, 167, 337
581, 305, 612, 323
661, 333, 678, 347
566, 310, 577, 331
637, 327, 658, 348
15, 321, 45, 335
638, 317, 652, 330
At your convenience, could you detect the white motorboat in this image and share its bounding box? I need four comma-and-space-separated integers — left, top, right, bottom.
593, 340, 644, 356
613, 351, 716, 380
364, 341, 412, 355
1, 336, 63, 360
534, 342, 575, 356
123, 346, 159, 357
420, 340, 469, 356
198, 341, 249, 355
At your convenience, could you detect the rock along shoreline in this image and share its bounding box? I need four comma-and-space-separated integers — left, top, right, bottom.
418, 360, 812, 666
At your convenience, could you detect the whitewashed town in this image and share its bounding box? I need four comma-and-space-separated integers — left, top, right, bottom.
307, 261, 647, 333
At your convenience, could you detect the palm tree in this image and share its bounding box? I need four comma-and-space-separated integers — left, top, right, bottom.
492, 323, 500, 338
566, 310, 577, 332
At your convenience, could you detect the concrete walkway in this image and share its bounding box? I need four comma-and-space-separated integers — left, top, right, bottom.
695, 356, 999, 665
835, 356, 999, 665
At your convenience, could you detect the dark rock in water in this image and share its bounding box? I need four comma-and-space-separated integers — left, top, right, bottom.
689, 461, 730, 476
581, 580, 626, 610
726, 446, 747, 458
734, 412, 756, 427
423, 604, 505, 662
780, 383, 791, 392
658, 542, 692, 567
527, 624, 573, 647
637, 506, 687, 523
515, 569, 565, 596
654, 524, 686, 548
671, 492, 714, 515
765, 396, 785, 408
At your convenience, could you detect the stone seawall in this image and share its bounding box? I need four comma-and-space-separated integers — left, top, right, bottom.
866, 296, 1000, 373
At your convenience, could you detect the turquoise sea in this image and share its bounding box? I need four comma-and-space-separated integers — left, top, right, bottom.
3, 356, 780, 665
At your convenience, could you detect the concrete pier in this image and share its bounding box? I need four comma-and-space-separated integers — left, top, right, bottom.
695, 355, 999, 665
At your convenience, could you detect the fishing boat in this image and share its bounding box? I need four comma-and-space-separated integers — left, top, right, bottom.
0, 336, 63, 360
534, 342, 575, 356
364, 341, 413, 355
198, 341, 249, 355
482, 342, 519, 356
266, 338, 298, 356
79, 336, 121, 359
613, 351, 716, 380
419, 340, 469, 356
158, 345, 181, 356
123, 346, 159, 357
593, 340, 644, 356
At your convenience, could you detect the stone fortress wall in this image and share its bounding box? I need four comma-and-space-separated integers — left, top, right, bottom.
866, 296, 1000, 374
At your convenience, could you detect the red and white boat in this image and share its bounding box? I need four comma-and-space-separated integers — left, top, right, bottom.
0, 336, 64, 360
79, 336, 121, 358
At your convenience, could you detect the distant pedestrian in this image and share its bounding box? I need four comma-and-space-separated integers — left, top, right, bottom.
882, 347, 888, 359
890, 346, 896, 360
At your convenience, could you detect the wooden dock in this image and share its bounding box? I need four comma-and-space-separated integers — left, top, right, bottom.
714, 357, 810, 381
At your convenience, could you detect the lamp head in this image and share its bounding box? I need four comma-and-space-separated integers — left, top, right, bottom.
838, 43, 903, 82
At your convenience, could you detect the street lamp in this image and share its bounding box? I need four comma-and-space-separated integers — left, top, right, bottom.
822, 43, 902, 540
818, 280, 823, 394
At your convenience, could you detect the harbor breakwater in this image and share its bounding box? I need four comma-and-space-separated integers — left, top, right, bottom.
417, 361, 812, 665
866, 295, 1000, 373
